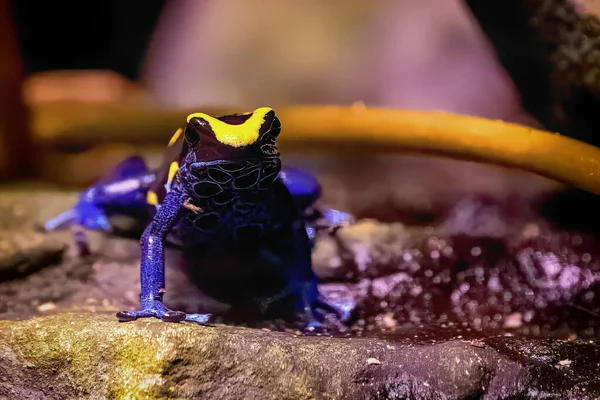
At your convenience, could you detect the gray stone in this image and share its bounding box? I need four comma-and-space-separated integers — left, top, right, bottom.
1, 187, 600, 399
0, 313, 599, 399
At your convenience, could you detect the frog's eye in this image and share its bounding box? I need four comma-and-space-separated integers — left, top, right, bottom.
184, 119, 205, 147
262, 112, 281, 139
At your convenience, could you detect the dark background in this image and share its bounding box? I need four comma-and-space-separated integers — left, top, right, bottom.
10, 0, 166, 80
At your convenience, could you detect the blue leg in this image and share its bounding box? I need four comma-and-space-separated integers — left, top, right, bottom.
320, 208, 355, 232
278, 170, 356, 324
278, 167, 321, 211
91, 155, 155, 215
299, 280, 356, 327
45, 156, 153, 231
45, 186, 113, 232
278, 167, 356, 241
298, 281, 323, 332
45, 156, 155, 254
116, 189, 211, 324
304, 209, 355, 242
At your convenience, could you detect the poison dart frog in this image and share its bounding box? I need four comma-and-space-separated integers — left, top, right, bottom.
45, 107, 354, 329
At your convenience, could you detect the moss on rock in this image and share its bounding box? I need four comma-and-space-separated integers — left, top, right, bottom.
1, 313, 599, 399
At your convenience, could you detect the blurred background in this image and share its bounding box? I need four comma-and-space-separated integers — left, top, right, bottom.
0, 0, 598, 198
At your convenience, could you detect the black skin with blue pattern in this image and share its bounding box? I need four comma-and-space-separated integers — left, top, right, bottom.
45, 109, 354, 329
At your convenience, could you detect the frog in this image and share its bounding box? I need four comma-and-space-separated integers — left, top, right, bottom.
45, 107, 355, 329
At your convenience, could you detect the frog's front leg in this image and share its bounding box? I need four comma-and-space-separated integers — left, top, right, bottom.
278, 167, 355, 240
116, 189, 211, 324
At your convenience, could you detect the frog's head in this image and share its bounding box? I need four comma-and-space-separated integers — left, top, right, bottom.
182, 107, 281, 164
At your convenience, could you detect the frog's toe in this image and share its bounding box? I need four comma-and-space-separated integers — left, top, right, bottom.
322, 208, 355, 232
308, 208, 356, 240
46, 188, 112, 233
116, 310, 144, 322
184, 313, 212, 324
305, 319, 323, 332
160, 310, 187, 323
45, 209, 77, 231
75, 202, 112, 231
316, 296, 356, 323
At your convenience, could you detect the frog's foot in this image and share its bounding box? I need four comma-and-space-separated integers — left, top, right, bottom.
184, 313, 212, 324
296, 283, 326, 333
315, 295, 356, 323
306, 208, 356, 241
116, 308, 185, 323
46, 188, 112, 232
321, 208, 355, 233
44, 209, 78, 232
298, 303, 323, 333
304, 319, 324, 333
117, 309, 211, 324
116, 300, 210, 323
45, 188, 113, 256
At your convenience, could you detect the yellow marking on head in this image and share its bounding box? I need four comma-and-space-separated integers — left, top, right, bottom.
147, 191, 159, 206
167, 161, 179, 184
168, 128, 183, 147
186, 107, 274, 147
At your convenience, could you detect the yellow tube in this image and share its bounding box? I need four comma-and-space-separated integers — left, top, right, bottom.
33, 102, 600, 195
276, 106, 600, 196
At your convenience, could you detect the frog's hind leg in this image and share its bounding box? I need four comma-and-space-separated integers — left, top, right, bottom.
85, 155, 154, 216
253, 280, 324, 331
296, 281, 357, 331
298, 281, 325, 332
45, 155, 155, 255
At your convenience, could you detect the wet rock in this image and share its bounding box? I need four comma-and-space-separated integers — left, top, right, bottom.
0, 313, 599, 399
440, 194, 526, 239
0, 188, 103, 319
311, 234, 347, 280
316, 219, 416, 281
1, 187, 600, 398
0, 230, 66, 281
0, 190, 75, 280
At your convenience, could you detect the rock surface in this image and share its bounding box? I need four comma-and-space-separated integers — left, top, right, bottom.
1, 313, 599, 399
1, 186, 600, 399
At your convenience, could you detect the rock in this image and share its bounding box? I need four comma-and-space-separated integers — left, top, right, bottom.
0, 190, 74, 280
0, 230, 66, 281
0, 313, 598, 399
2, 186, 600, 398
311, 234, 347, 280
320, 219, 415, 280
440, 194, 524, 239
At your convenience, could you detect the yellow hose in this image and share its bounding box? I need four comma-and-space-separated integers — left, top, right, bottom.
34, 102, 600, 195
277, 106, 600, 196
